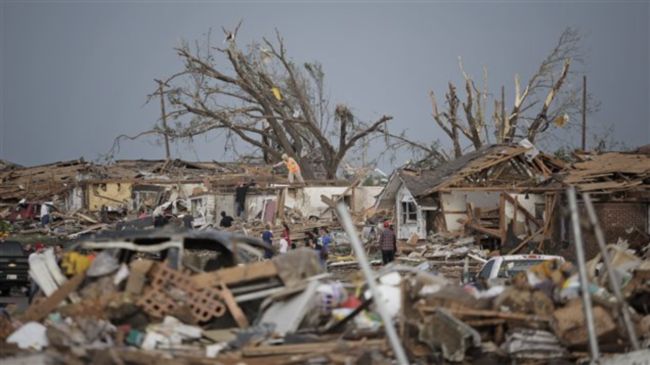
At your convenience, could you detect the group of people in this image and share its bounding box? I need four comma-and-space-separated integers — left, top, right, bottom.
260, 223, 331, 264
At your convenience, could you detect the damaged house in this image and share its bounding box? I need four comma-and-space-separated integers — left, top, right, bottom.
558, 149, 650, 258
376, 144, 565, 249
1, 158, 382, 230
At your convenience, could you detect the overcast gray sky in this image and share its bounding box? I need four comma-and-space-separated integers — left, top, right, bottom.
1, 0, 649, 171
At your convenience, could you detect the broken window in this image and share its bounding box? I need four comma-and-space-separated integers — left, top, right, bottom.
401, 201, 417, 224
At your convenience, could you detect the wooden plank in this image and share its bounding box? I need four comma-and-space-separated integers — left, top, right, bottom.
418, 305, 552, 323
21, 272, 86, 322
319, 174, 365, 217
507, 227, 544, 255
502, 193, 542, 228
241, 339, 386, 357
218, 283, 249, 328
465, 221, 501, 237
191, 260, 278, 288
499, 193, 506, 243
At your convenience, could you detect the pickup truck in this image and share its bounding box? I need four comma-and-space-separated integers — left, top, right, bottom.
473, 254, 565, 289
0, 241, 30, 296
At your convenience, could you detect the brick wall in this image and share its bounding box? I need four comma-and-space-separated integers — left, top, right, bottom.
595, 202, 648, 243
555, 201, 648, 261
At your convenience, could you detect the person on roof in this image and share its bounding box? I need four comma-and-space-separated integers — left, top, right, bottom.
273, 153, 305, 184
234, 179, 256, 218
379, 221, 397, 265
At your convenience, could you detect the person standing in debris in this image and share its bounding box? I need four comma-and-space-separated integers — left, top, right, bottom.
273, 154, 305, 184
279, 232, 289, 254
319, 227, 332, 265
219, 211, 234, 228
234, 180, 256, 218
379, 221, 397, 265
153, 203, 172, 228
282, 222, 294, 249
262, 224, 274, 259
40, 202, 52, 228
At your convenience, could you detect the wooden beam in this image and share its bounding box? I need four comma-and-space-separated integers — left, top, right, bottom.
417, 305, 552, 323
465, 221, 501, 237
499, 193, 507, 243
507, 227, 544, 255
241, 339, 386, 357
502, 193, 543, 228
21, 272, 86, 322
191, 260, 278, 289
217, 283, 249, 328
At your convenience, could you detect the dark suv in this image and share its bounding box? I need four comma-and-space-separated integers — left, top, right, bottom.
0, 241, 30, 296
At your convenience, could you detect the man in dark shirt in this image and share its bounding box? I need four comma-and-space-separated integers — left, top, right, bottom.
378, 221, 397, 265
261, 224, 274, 259
219, 211, 234, 228
234, 180, 256, 218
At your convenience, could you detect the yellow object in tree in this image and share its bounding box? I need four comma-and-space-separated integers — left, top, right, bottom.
554, 113, 569, 127
271, 87, 282, 101
61, 252, 93, 276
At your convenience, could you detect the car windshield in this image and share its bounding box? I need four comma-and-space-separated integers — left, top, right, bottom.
0, 242, 26, 257
497, 259, 546, 278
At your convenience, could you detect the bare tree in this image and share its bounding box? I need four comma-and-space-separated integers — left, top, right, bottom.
109, 24, 393, 179
411, 27, 592, 161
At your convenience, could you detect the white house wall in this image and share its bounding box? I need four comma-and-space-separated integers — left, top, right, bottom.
64, 186, 84, 212
441, 191, 500, 232
396, 185, 423, 240
440, 191, 545, 233
284, 186, 382, 218
504, 193, 544, 222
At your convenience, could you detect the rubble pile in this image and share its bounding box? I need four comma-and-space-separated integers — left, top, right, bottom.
2, 225, 648, 364
398, 234, 488, 283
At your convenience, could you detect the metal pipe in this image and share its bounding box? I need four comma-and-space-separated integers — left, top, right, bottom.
335, 202, 409, 365
582, 192, 640, 350
567, 187, 600, 361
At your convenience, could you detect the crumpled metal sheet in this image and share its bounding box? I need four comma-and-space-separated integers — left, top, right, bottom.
501, 329, 567, 360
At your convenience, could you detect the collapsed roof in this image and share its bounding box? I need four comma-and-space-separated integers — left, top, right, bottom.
564, 151, 650, 193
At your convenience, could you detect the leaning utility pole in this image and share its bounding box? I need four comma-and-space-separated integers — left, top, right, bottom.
156, 79, 171, 161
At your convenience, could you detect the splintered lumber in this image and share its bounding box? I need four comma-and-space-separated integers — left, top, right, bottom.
21, 271, 86, 322
191, 260, 278, 288
507, 227, 544, 255
241, 339, 386, 357
417, 306, 552, 323
217, 283, 249, 328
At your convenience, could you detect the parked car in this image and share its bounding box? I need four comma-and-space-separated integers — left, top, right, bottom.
0, 240, 30, 296
473, 254, 565, 289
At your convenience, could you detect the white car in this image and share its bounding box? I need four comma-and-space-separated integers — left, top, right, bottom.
475, 254, 565, 287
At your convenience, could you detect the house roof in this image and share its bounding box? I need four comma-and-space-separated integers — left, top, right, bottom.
563, 151, 650, 193
376, 143, 563, 207
418, 144, 563, 195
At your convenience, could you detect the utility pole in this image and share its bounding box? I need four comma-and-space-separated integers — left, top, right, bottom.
501, 85, 506, 142
156, 79, 171, 161
581, 75, 587, 151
